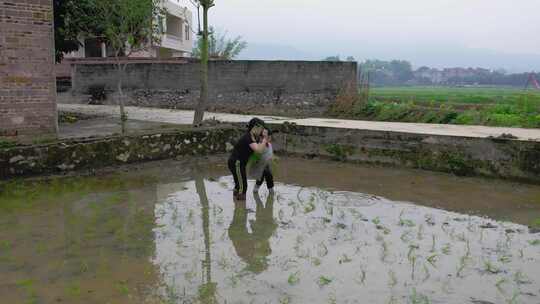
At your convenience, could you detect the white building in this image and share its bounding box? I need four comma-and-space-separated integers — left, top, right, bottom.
66, 0, 194, 59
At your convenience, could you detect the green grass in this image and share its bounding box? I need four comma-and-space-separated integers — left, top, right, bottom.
0, 139, 17, 149
0, 175, 152, 213
16, 279, 38, 304
317, 276, 333, 287
288, 272, 300, 285
410, 288, 431, 304
528, 239, 540, 246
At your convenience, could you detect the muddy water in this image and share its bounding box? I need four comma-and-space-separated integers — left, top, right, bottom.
1, 157, 540, 304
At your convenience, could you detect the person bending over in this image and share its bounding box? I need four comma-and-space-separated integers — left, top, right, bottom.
228, 118, 268, 201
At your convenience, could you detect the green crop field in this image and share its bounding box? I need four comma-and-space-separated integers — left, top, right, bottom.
369, 86, 540, 105
330, 86, 540, 128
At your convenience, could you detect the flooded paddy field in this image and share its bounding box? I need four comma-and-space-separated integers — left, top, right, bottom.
1, 157, 540, 304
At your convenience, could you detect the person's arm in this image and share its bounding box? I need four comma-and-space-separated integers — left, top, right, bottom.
249, 136, 268, 154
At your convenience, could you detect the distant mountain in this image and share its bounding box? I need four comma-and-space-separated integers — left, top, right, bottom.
396, 47, 540, 73
237, 42, 540, 73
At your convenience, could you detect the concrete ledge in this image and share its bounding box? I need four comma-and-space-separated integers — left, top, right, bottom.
272, 123, 540, 183
0, 127, 242, 179
2, 122, 540, 183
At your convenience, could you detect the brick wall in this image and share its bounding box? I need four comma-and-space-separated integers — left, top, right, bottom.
0, 0, 57, 140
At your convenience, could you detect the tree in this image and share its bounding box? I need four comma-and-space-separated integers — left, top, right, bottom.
193, 0, 215, 126
389, 60, 413, 83
192, 27, 247, 60
359, 59, 413, 85
53, 0, 78, 62
93, 0, 164, 134
323, 55, 355, 62
53, 0, 104, 62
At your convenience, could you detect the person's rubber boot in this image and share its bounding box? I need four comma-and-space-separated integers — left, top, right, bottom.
237, 193, 247, 201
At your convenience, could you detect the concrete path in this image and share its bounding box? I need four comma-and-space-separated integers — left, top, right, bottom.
59, 116, 181, 139
59, 104, 540, 142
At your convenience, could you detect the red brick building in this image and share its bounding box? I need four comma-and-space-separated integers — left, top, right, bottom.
0, 0, 57, 140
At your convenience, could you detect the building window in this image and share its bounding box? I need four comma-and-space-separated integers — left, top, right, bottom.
185, 24, 190, 41
166, 14, 182, 38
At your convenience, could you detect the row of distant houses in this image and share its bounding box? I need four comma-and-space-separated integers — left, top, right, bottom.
65, 0, 194, 60
413, 67, 499, 85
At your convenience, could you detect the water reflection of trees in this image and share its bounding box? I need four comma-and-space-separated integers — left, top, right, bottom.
229, 192, 277, 273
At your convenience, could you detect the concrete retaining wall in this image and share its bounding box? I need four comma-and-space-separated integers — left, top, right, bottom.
2, 124, 539, 183
0, 127, 242, 179
271, 123, 540, 183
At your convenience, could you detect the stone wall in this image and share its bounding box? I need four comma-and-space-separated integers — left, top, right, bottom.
0, 127, 242, 179
71, 60, 357, 115
0, 0, 57, 139
271, 123, 540, 183
2, 123, 540, 184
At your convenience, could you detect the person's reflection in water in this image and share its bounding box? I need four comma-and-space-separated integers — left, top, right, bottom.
228, 192, 277, 273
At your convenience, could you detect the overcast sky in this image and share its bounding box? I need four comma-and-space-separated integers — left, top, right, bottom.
193, 0, 540, 71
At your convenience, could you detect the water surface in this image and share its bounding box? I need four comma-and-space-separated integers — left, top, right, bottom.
1, 157, 540, 303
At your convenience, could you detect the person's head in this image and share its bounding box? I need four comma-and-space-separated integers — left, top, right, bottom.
247, 118, 265, 136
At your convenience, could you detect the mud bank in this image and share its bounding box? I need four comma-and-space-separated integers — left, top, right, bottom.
272, 123, 540, 184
